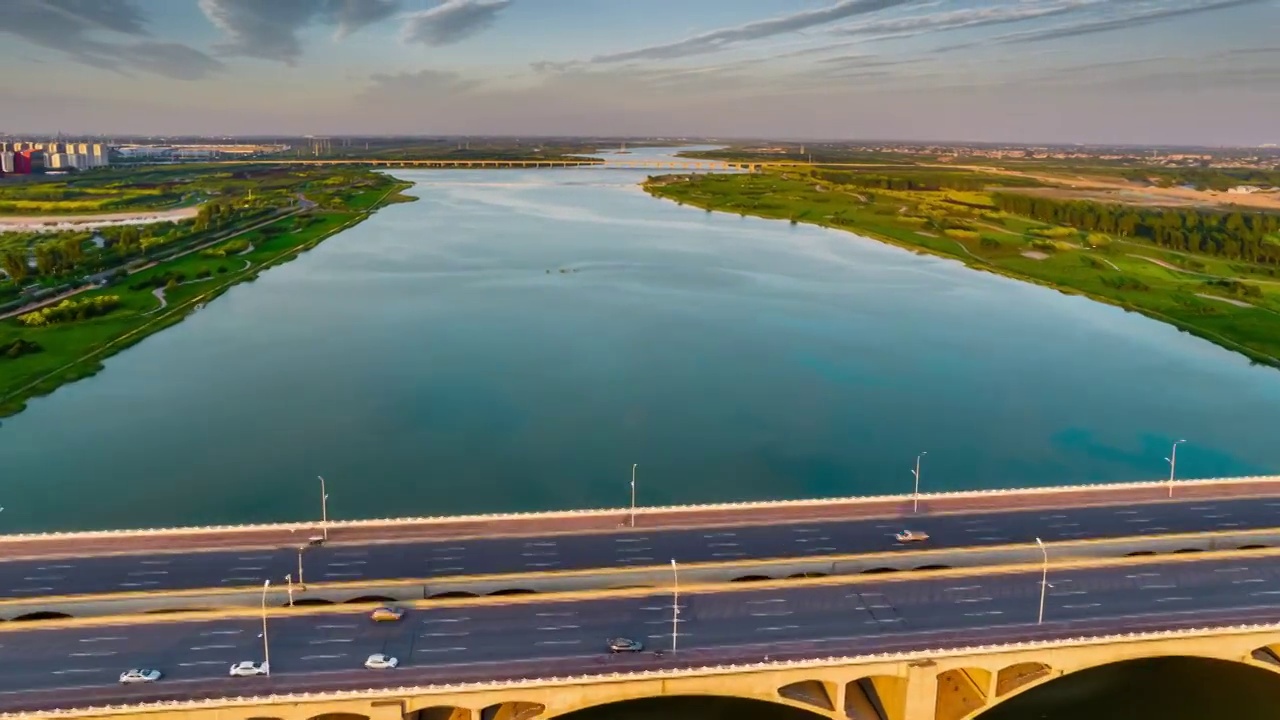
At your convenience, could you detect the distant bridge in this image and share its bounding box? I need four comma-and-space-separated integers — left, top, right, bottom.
205, 158, 764, 172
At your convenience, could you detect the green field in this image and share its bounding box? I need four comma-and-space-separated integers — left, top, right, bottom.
0, 172, 413, 417
645, 170, 1280, 365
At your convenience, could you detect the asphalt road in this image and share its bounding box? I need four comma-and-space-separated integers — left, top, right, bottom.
3, 552, 1280, 712
1, 495, 1277, 602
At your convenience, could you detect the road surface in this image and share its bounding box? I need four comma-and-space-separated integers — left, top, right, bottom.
1, 552, 1279, 712
1, 494, 1277, 602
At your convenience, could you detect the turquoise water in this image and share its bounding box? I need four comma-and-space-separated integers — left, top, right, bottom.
2, 147, 1280, 533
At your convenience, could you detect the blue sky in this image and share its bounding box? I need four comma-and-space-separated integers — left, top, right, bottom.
2, 0, 1277, 144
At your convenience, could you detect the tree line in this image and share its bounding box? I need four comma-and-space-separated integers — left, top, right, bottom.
813, 169, 1038, 192
991, 193, 1280, 263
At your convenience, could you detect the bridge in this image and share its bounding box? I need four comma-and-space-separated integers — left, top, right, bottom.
204, 159, 762, 172
4, 475, 1280, 718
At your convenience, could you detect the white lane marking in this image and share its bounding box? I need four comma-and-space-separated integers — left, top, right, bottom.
421, 631, 470, 638
617, 556, 654, 563
334, 550, 369, 557
1140, 584, 1177, 590
417, 647, 467, 653
707, 542, 739, 548
954, 598, 993, 604
944, 586, 981, 592
1156, 597, 1192, 602
434, 566, 465, 573
118, 581, 160, 588
746, 599, 787, 605
977, 537, 1010, 542
179, 660, 227, 667
236, 555, 272, 561
36, 564, 73, 570
1137, 527, 1170, 533
536, 611, 577, 617
433, 547, 467, 553
422, 617, 469, 623
525, 561, 561, 568
537, 625, 580, 631
750, 611, 794, 618
201, 630, 242, 636
712, 552, 746, 558
432, 556, 463, 562
1215, 567, 1250, 573
1041, 514, 1068, 520
22, 575, 63, 581
1187, 506, 1215, 511
615, 537, 649, 543
52, 669, 103, 675
1050, 590, 1087, 597
317, 624, 357, 630
703, 532, 737, 538
964, 611, 1004, 617
793, 537, 830, 543
301, 654, 347, 660
1233, 579, 1267, 584
323, 572, 363, 578
1218, 523, 1243, 528
228, 566, 265, 572
1124, 518, 1152, 523
11, 587, 53, 593
1047, 523, 1079, 528
1115, 510, 1140, 515
221, 577, 261, 583
1127, 573, 1160, 578
309, 638, 354, 645
78, 637, 124, 643
803, 546, 838, 552
1204, 513, 1231, 519
536, 639, 582, 646
757, 625, 801, 632
616, 547, 652, 553
866, 618, 903, 624
646, 618, 686, 625
189, 644, 236, 651
69, 651, 116, 658
521, 552, 557, 558
326, 561, 367, 567
127, 570, 169, 577
1252, 590, 1280, 596
1062, 603, 1102, 609
964, 528, 998, 533
524, 542, 557, 548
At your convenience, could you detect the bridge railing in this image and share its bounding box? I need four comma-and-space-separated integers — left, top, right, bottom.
1, 474, 1277, 542
11, 620, 1280, 718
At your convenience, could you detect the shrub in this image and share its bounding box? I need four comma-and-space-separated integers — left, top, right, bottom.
17, 295, 121, 326
944, 229, 981, 241
1, 337, 42, 359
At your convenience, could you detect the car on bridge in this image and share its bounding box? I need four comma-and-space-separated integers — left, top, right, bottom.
118, 669, 162, 684
364, 653, 399, 670
229, 661, 268, 677
894, 529, 929, 543
608, 637, 644, 653
370, 606, 405, 622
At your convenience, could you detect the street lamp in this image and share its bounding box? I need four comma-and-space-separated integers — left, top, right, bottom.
1166, 440, 1186, 498
670, 559, 680, 654
284, 574, 294, 607
911, 452, 927, 513
630, 464, 638, 528
260, 580, 271, 674
317, 475, 330, 540
296, 547, 306, 588
1035, 538, 1049, 625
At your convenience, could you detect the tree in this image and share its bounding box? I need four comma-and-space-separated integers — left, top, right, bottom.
1, 250, 28, 283
33, 245, 60, 276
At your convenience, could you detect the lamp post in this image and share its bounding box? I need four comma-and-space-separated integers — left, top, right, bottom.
317, 475, 330, 540
670, 559, 680, 654
296, 548, 306, 588
911, 452, 927, 513
1166, 439, 1186, 498
1036, 538, 1049, 625
630, 464, 637, 528
284, 574, 294, 607
260, 580, 271, 673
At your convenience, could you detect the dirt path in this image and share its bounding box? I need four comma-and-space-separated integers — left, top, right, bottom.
0, 205, 200, 230
147, 287, 167, 314
1196, 293, 1254, 309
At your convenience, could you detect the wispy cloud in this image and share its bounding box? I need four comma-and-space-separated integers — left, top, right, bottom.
401, 0, 511, 47
834, 0, 1102, 39
199, 0, 400, 64
585, 0, 920, 64
937, 0, 1269, 52
3, 0, 223, 80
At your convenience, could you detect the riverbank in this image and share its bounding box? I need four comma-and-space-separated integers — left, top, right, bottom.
0, 174, 414, 418
644, 171, 1280, 367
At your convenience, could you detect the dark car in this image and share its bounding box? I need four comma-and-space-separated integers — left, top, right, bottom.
607, 637, 643, 653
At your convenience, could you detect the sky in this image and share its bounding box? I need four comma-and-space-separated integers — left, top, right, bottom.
1, 0, 1278, 145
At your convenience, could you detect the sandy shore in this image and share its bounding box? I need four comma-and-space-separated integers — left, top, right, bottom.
0, 205, 199, 231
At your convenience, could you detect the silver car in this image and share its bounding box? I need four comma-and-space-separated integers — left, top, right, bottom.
119, 668, 162, 684
229, 660, 269, 677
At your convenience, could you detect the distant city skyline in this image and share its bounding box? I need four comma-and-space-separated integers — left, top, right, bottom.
1, 0, 1277, 145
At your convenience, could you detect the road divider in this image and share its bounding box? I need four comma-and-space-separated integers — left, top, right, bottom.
2, 525, 1279, 624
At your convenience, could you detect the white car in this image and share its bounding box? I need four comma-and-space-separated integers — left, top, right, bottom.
119, 668, 162, 684
364, 653, 399, 670
894, 529, 930, 543
229, 661, 269, 677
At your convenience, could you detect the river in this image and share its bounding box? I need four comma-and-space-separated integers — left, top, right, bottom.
1, 146, 1279, 533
